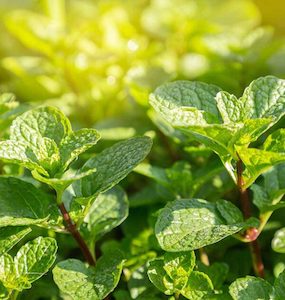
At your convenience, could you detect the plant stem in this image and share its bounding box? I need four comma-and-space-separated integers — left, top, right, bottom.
236, 156, 264, 278
58, 202, 95, 266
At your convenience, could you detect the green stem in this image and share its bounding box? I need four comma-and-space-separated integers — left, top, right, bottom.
10, 290, 19, 300
236, 156, 264, 278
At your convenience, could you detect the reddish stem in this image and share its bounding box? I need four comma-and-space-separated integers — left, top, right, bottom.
58, 203, 95, 266
236, 156, 264, 278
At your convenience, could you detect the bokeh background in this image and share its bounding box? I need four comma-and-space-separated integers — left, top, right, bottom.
0, 0, 285, 129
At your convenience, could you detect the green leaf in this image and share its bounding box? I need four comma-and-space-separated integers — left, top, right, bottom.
197, 262, 229, 289
0, 106, 100, 182
149, 81, 222, 127
10, 106, 71, 146
274, 270, 285, 300
242, 76, 285, 120
147, 251, 199, 297
74, 136, 152, 199
0, 226, 31, 256
0, 177, 60, 227
83, 186, 129, 241
238, 129, 285, 188
0, 254, 16, 290
272, 228, 285, 253
53, 250, 125, 300
155, 199, 248, 251
59, 128, 100, 172
252, 164, 285, 212
229, 276, 273, 300
14, 236, 58, 288
0, 237, 57, 291
181, 271, 214, 300
163, 251, 195, 283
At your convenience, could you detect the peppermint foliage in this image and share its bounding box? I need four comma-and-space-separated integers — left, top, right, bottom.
150, 76, 285, 186
53, 250, 125, 300
0, 237, 57, 297
147, 251, 214, 299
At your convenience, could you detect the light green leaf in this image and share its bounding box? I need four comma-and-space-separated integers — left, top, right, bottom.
238, 130, 285, 188
147, 258, 174, 295
0, 140, 48, 176
272, 228, 285, 253
252, 164, 285, 212
155, 199, 247, 251
0, 237, 57, 291
181, 271, 214, 300
149, 81, 222, 127
15, 237, 57, 289
0, 106, 100, 183
229, 276, 273, 300
163, 251, 195, 283
215, 91, 245, 123
53, 250, 125, 300
0, 227, 31, 256
74, 136, 152, 199
0, 254, 16, 290
0, 177, 60, 227
83, 186, 129, 241
59, 128, 100, 172
147, 251, 213, 299
10, 106, 71, 146
241, 76, 285, 120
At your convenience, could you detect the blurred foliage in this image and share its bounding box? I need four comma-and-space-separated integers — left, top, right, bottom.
0, 0, 285, 130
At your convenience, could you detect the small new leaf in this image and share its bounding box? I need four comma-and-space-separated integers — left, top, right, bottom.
0, 237, 57, 291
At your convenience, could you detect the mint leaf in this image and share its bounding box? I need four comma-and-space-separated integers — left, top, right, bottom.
155, 199, 248, 251
197, 262, 229, 289
150, 80, 222, 126
252, 164, 285, 212
242, 76, 285, 120
229, 276, 273, 300
0, 177, 60, 227
0, 227, 31, 256
10, 106, 71, 146
15, 237, 57, 289
238, 129, 285, 187
0, 237, 57, 291
53, 250, 125, 300
150, 76, 285, 184
0, 254, 15, 290
181, 271, 214, 300
59, 128, 100, 172
147, 251, 213, 299
83, 186, 129, 241
0, 106, 100, 182
74, 136, 152, 200
272, 228, 285, 253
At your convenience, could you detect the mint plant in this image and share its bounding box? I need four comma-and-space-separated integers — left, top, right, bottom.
146, 75, 285, 297
0, 105, 152, 299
